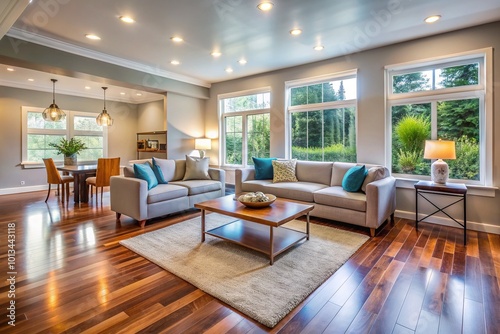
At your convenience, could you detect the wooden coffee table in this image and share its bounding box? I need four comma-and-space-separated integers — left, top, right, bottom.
194, 195, 314, 265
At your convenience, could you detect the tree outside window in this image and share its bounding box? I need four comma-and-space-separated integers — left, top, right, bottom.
288, 76, 357, 162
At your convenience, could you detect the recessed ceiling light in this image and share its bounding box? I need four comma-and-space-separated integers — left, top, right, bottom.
290, 29, 302, 36
120, 92, 126, 95
136, 93, 142, 96
313, 45, 324, 51
238, 59, 247, 65
170, 60, 180, 65
119, 16, 135, 23
257, 2, 273, 11
28, 78, 34, 82
85, 34, 101, 40
424, 15, 441, 23
85, 86, 91, 90
6, 68, 14, 71
225, 67, 234, 73
170, 36, 183, 43
211, 51, 222, 57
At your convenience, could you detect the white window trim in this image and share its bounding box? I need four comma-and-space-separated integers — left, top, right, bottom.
285, 69, 358, 160
21, 106, 107, 168
218, 88, 271, 167
385, 48, 494, 193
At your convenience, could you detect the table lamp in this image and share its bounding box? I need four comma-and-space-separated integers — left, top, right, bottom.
423, 139, 456, 184
195, 138, 211, 158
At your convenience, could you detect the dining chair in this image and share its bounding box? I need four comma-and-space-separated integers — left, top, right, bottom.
86, 157, 120, 202
43, 158, 74, 202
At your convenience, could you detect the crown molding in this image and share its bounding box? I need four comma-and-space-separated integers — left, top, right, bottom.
7, 27, 211, 88
0, 79, 163, 104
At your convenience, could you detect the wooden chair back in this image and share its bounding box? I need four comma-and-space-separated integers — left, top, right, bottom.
95, 157, 121, 187
43, 158, 63, 184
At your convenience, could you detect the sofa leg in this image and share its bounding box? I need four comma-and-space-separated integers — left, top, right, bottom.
139, 220, 146, 228
391, 213, 395, 224
370, 228, 376, 237
115, 212, 121, 222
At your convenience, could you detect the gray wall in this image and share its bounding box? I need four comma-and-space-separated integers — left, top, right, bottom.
0, 86, 141, 191
206, 22, 500, 231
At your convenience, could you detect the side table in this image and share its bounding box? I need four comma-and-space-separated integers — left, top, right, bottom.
414, 180, 467, 245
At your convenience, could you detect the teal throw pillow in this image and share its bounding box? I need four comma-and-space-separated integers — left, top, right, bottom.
253, 157, 277, 180
134, 162, 158, 190
151, 157, 168, 184
342, 165, 367, 192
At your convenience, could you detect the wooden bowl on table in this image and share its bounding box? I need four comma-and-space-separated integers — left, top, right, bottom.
238, 194, 276, 208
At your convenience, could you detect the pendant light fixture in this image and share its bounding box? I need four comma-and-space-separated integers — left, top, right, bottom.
96, 87, 113, 126
42, 79, 66, 122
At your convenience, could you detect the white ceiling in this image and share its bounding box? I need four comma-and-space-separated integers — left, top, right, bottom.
2, 0, 500, 102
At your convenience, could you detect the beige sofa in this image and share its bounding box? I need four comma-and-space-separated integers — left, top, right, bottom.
235, 161, 395, 236
111, 159, 225, 228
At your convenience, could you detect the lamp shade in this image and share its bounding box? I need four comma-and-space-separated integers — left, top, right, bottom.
96, 87, 113, 126
195, 138, 211, 150
423, 140, 456, 160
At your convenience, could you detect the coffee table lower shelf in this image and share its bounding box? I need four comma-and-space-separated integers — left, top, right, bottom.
205, 220, 308, 265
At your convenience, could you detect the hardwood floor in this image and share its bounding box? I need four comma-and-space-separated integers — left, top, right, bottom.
0, 190, 499, 333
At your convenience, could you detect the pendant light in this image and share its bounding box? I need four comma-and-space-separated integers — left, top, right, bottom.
96, 87, 113, 126
42, 79, 66, 122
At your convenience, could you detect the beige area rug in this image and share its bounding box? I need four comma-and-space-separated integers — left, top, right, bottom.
120, 213, 369, 328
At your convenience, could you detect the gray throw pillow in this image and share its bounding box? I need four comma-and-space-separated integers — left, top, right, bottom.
183, 155, 211, 180
361, 166, 387, 193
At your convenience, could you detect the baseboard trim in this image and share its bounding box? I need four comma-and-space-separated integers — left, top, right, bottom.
0, 185, 48, 195
396, 210, 500, 235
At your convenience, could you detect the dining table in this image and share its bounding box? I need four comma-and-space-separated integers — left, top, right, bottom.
57, 164, 97, 203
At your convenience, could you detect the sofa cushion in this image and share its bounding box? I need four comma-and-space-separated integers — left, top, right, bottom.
123, 166, 135, 177
361, 166, 389, 193
133, 162, 158, 190
314, 186, 367, 212
170, 180, 221, 195
296, 161, 333, 185
147, 184, 188, 204
264, 182, 329, 202
183, 155, 211, 180
253, 157, 277, 180
272, 159, 298, 183
331, 162, 358, 186
241, 180, 274, 193
342, 165, 367, 192
152, 157, 176, 183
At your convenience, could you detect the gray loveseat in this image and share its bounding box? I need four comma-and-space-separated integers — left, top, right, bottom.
111, 159, 225, 228
235, 161, 395, 236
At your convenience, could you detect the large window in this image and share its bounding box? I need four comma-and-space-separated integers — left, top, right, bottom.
286, 71, 357, 162
219, 89, 271, 166
22, 106, 107, 166
387, 50, 492, 186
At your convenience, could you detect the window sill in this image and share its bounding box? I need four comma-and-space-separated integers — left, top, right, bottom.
396, 177, 497, 197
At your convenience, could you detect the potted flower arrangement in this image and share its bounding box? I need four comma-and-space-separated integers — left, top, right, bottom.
49, 137, 87, 165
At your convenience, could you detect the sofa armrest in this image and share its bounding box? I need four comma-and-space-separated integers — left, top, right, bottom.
365, 176, 396, 229
208, 168, 226, 195
110, 176, 149, 221
235, 168, 255, 195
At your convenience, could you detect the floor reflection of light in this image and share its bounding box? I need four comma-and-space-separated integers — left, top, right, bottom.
47, 271, 58, 310
98, 274, 109, 303
77, 225, 96, 246
25, 212, 65, 280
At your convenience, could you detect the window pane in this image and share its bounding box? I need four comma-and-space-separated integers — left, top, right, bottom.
291, 109, 356, 162
27, 134, 65, 162
307, 84, 322, 104
224, 116, 243, 165
291, 86, 307, 106
437, 98, 480, 180
391, 103, 431, 175
223, 92, 270, 113
27, 112, 66, 130
392, 71, 432, 93
247, 114, 270, 164
436, 63, 479, 89
74, 135, 104, 161
74, 116, 102, 131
